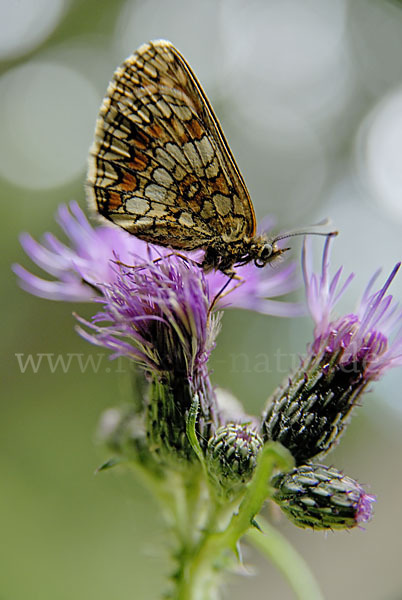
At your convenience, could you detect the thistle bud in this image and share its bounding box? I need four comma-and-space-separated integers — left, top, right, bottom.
206, 423, 263, 498
266, 238, 402, 466
271, 464, 375, 530
261, 352, 366, 464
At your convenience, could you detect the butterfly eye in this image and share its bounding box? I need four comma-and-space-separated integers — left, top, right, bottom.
255, 243, 273, 267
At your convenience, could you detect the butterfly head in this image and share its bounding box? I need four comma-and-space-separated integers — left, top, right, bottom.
253, 239, 290, 268
252, 221, 338, 269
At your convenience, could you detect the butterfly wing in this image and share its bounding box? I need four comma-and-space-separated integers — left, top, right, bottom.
87, 39, 256, 250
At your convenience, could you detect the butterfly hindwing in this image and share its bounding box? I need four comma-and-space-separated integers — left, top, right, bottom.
87, 39, 256, 250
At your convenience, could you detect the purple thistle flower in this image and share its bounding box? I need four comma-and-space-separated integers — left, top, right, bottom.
262, 237, 402, 464
303, 236, 402, 379
75, 249, 222, 460
13, 202, 301, 316
76, 253, 220, 375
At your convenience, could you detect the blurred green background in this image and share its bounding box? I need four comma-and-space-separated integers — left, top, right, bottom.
2, 0, 402, 598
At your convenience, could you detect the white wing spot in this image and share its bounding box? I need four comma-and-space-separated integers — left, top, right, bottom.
112, 214, 153, 230
143, 63, 158, 79
196, 136, 214, 166
155, 147, 175, 170
149, 202, 169, 218
205, 158, 219, 178
178, 212, 195, 227
171, 104, 193, 121
134, 216, 154, 228
137, 107, 151, 124
156, 99, 172, 119
166, 142, 188, 168
173, 164, 187, 181
145, 183, 177, 205
126, 197, 149, 215
183, 142, 203, 176
153, 167, 174, 188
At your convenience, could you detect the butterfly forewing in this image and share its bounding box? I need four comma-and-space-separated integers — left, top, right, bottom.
87, 39, 256, 250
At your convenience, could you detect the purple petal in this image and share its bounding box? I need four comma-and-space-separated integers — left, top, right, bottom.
13, 264, 94, 301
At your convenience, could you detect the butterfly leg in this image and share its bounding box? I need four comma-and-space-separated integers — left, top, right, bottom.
148, 252, 203, 270
114, 252, 202, 272
208, 273, 245, 316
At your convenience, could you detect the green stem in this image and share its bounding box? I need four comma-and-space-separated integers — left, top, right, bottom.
246, 516, 324, 600
174, 443, 294, 600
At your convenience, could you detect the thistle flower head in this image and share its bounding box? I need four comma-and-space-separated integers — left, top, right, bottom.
303, 236, 402, 379
262, 238, 402, 464
75, 249, 222, 462
76, 252, 219, 376
272, 464, 376, 530
13, 202, 301, 316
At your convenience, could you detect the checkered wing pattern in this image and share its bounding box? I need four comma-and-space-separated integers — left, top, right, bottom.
87, 39, 256, 250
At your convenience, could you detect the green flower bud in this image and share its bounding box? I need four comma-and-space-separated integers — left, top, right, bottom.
206, 423, 263, 498
261, 352, 367, 464
271, 464, 375, 530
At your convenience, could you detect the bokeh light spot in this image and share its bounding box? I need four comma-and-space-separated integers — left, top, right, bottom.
357, 88, 402, 222
0, 0, 66, 60
221, 0, 347, 97
0, 60, 100, 190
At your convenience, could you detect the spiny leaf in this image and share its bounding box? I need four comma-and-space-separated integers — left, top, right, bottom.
95, 457, 123, 473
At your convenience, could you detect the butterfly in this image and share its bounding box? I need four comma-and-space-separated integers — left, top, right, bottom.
87, 40, 316, 275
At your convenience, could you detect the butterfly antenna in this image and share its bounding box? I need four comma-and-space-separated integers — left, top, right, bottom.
272, 219, 338, 245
